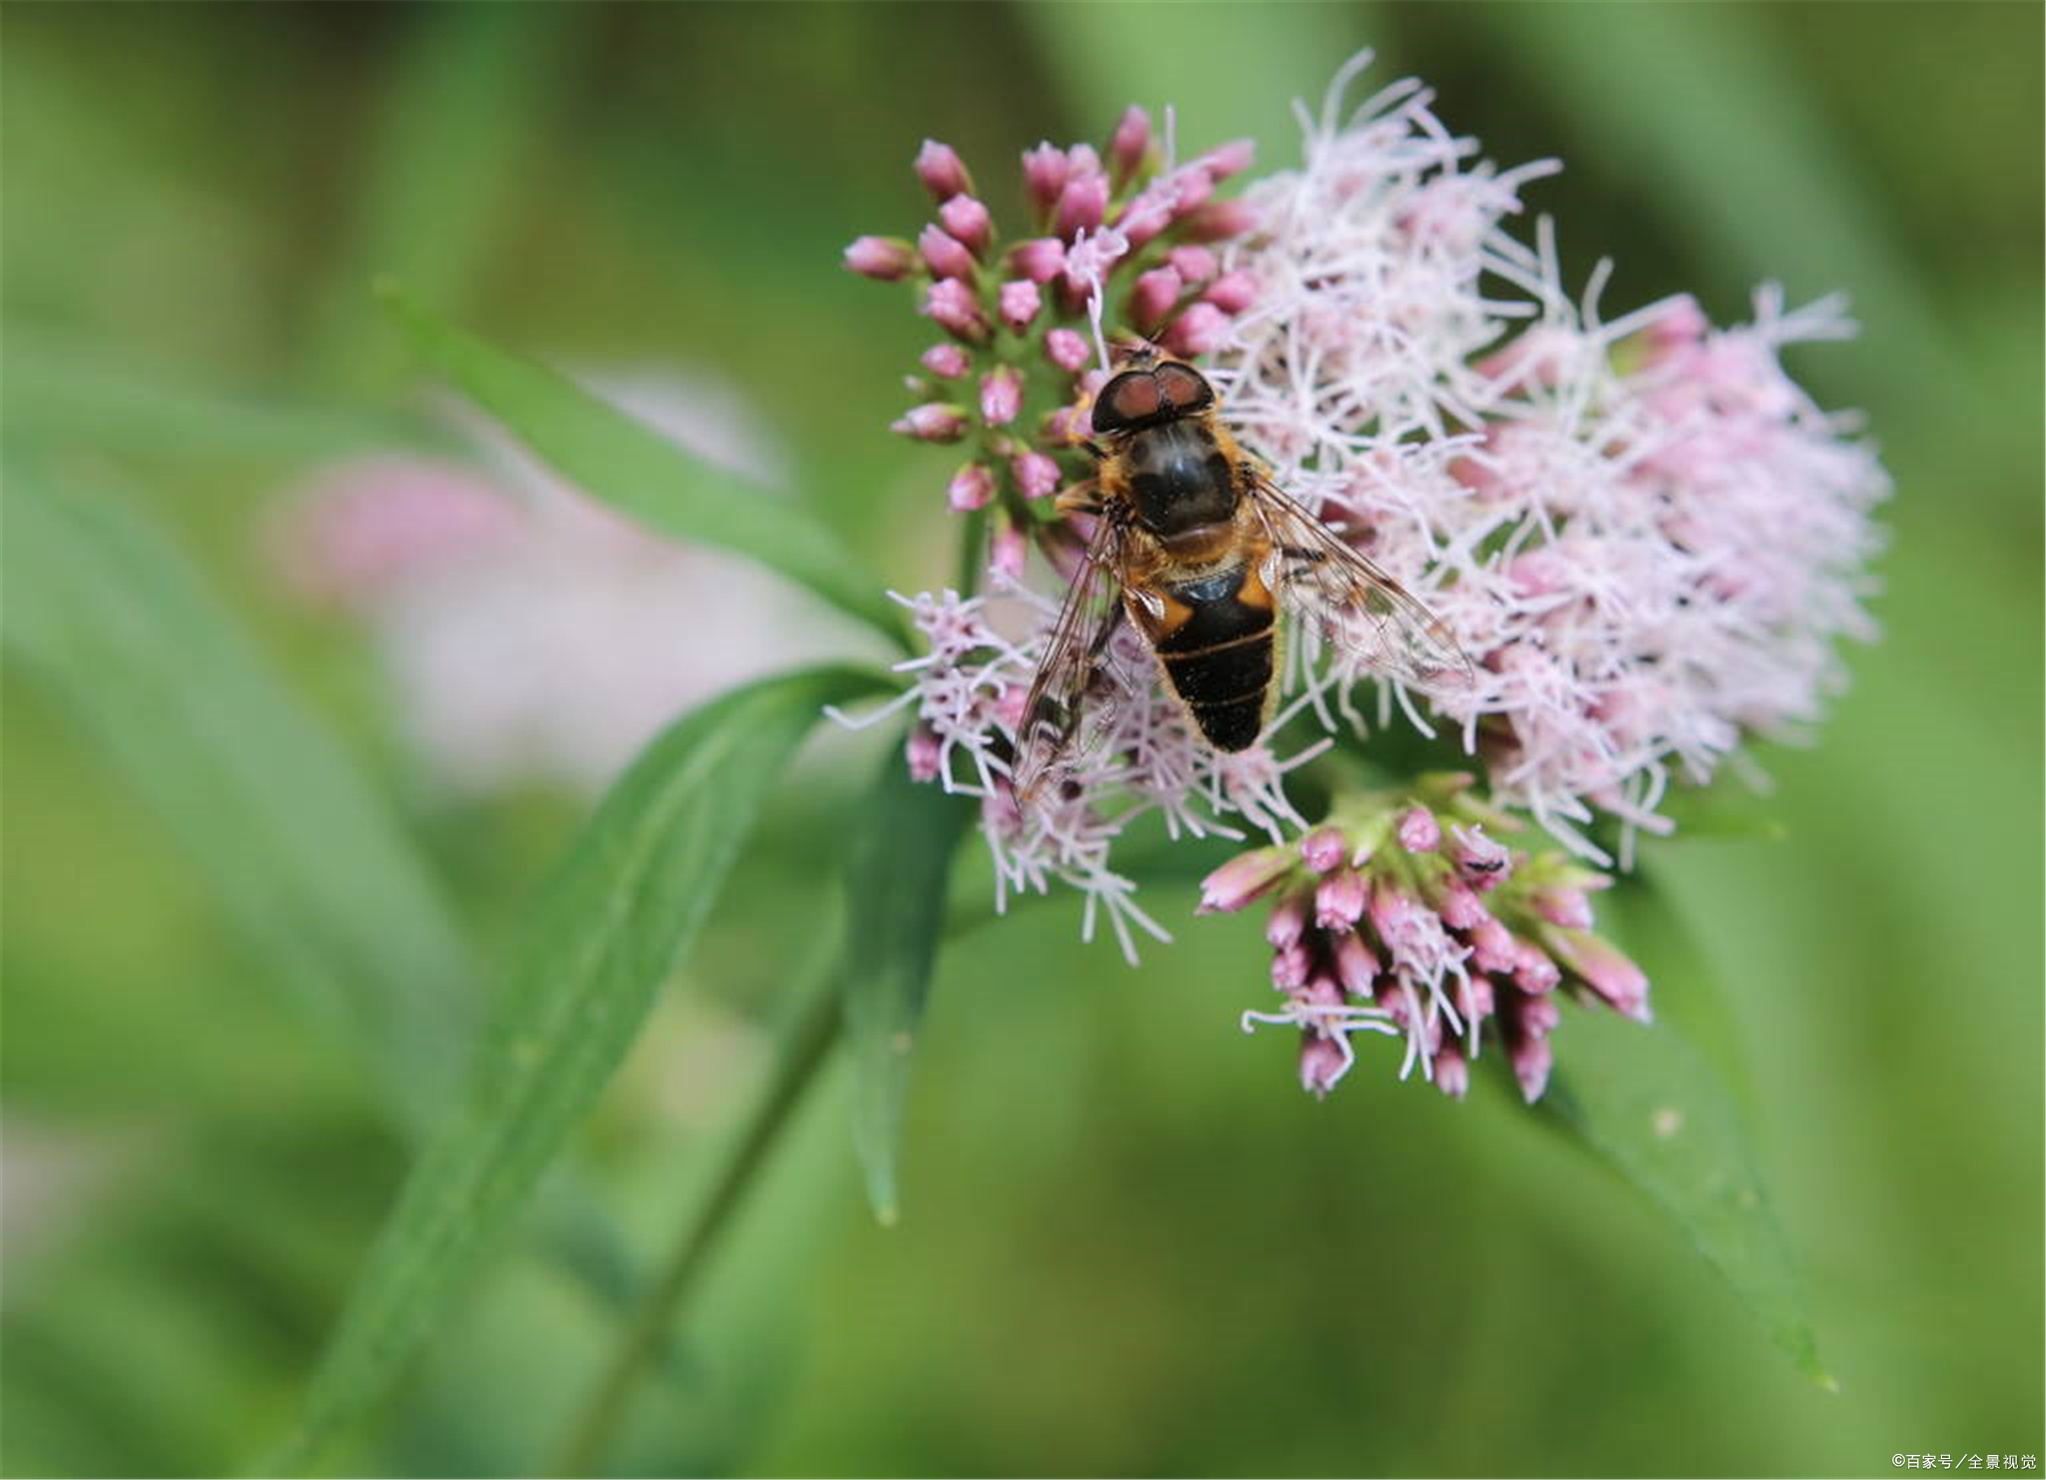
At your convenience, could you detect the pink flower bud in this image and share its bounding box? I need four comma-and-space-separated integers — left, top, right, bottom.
1202, 269, 1257, 315
1270, 944, 1311, 990
1041, 403, 1088, 446
1116, 194, 1176, 252
998, 279, 1042, 333
1546, 929, 1651, 1022
1021, 143, 1070, 217
1298, 825, 1346, 874
1434, 1044, 1470, 1100
993, 682, 1030, 732
1168, 169, 1215, 216
921, 278, 990, 342
1533, 887, 1594, 931
1451, 824, 1512, 891
1314, 868, 1368, 930
919, 343, 971, 379
1043, 328, 1091, 374
937, 194, 991, 254
1462, 974, 1496, 1020
979, 366, 1022, 427
1055, 171, 1110, 240
1513, 943, 1561, 995
1195, 138, 1256, 181
1165, 245, 1217, 284
1397, 806, 1441, 853
1299, 1034, 1350, 1098
843, 235, 916, 281
1333, 930, 1379, 995
919, 224, 977, 281
1163, 302, 1229, 358
946, 461, 995, 511
1011, 450, 1061, 500
1181, 198, 1258, 242
915, 139, 973, 201
1110, 105, 1151, 181
1065, 142, 1102, 176
1008, 236, 1067, 285
989, 518, 1028, 583
1519, 995, 1562, 1037
1436, 879, 1489, 931
892, 403, 968, 442
1130, 266, 1184, 330
1264, 894, 1308, 950
906, 724, 943, 782
1198, 845, 1292, 914
1470, 917, 1518, 974
1511, 1033, 1553, 1103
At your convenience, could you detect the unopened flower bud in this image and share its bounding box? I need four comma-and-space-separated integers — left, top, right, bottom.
1008, 236, 1067, 285
1470, 916, 1518, 974
1163, 303, 1229, 358
906, 724, 943, 782
979, 366, 1022, 427
1202, 269, 1258, 314
919, 224, 977, 281
1436, 878, 1489, 931
1198, 845, 1292, 914
892, 403, 968, 442
998, 279, 1042, 333
1011, 450, 1061, 500
1044, 328, 1091, 374
1130, 266, 1184, 331
1513, 943, 1561, 994
915, 139, 973, 201
1532, 886, 1594, 931
1195, 138, 1256, 181
920, 343, 970, 379
1264, 894, 1308, 950
1314, 867, 1368, 930
1110, 105, 1151, 181
1270, 944, 1311, 990
1300, 1034, 1349, 1098
1545, 928, 1651, 1022
1333, 930, 1379, 995
1434, 1044, 1470, 1100
922, 279, 991, 342
1519, 994, 1563, 1037
937, 194, 992, 255
1181, 198, 1258, 242
946, 461, 995, 511
1022, 142, 1070, 217
844, 235, 916, 281
1298, 825, 1346, 874
1165, 245, 1217, 284
1055, 171, 1109, 240
1511, 1032, 1553, 1103
1397, 806, 1441, 853
1116, 194, 1175, 252
1451, 824, 1512, 890
989, 518, 1028, 584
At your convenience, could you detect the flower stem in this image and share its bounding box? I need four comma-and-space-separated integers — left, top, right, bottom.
547, 971, 842, 1477
954, 503, 987, 597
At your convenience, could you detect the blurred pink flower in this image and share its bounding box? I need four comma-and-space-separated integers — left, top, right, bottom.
271, 372, 862, 796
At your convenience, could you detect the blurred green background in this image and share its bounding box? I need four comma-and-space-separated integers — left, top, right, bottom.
4, 4, 2040, 1477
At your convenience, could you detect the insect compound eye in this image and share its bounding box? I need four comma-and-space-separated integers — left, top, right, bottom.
1153, 361, 1214, 413
1092, 369, 1163, 434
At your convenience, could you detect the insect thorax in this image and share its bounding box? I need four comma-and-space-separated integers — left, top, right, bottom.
1115, 417, 1239, 537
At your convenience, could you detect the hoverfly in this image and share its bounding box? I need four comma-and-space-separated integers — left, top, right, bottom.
1012, 347, 1471, 802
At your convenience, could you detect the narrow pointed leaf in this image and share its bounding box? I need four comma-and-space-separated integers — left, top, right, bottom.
261, 665, 892, 1472
842, 751, 975, 1223
377, 285, 909, 645
3, 477, 473, 1126
1545, 1008, 1830, 1387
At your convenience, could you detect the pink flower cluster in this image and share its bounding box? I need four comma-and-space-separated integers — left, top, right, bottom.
1209, 56, 1890, 856
1200, 774, 1648, 1099
845, 114, 1262, 554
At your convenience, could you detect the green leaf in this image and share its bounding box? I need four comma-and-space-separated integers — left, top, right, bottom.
3, 476, 474, 1127
376, 286, 910, 646
842, 751, 975, 1224
260, 665, 892, 1473
1545, 1008, 1832, 1388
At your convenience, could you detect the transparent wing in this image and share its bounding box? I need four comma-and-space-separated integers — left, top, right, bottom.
1011, 514, 1129, 802
1244, 471, 1474, 689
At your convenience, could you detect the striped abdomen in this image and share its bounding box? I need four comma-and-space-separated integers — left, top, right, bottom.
1143, 561, 1276, 751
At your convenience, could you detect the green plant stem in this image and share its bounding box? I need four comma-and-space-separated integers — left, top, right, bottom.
547, 973, 842, 1477
954, 503, 988, 598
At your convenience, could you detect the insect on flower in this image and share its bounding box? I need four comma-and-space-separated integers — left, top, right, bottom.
1013, 345, 1474, 803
